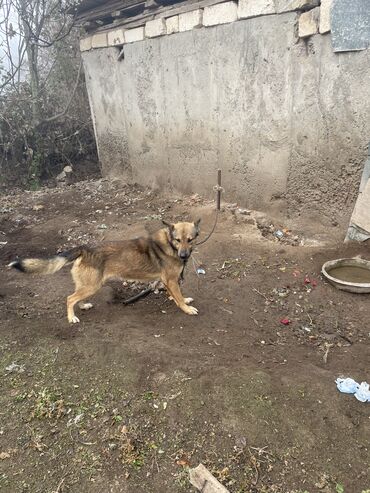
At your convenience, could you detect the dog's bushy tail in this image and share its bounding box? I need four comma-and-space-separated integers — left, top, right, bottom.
8, 247, 87, 275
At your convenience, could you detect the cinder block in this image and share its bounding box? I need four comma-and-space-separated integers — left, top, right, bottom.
80, 36, 92, 52
166, 15, 179, 34
298, 7, 320, 38
91, 32, 108, 48
238, 0, 276, 19
276, 0, 319, 13
125, 26, 145, 43
203, 1, 238, 26
107, 28, 125, 46
179, 9, 203, 32
319, 0, 332, 34
145, 18, 166, 38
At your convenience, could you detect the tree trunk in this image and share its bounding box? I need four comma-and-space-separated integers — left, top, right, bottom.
19, 1, 43, 187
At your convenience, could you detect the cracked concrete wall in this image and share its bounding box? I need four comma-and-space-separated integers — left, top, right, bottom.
82, 13, 370, 219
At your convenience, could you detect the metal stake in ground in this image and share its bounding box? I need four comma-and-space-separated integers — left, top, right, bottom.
195, 169, 223, 246
217, 169, 222, 211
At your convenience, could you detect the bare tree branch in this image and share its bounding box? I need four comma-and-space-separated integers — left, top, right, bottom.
41, 58, 82, 125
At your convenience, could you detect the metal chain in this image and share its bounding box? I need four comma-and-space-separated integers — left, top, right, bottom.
195, 209, 219, 246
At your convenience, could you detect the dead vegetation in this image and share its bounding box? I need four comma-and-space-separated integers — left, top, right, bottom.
0, 0, 97, 188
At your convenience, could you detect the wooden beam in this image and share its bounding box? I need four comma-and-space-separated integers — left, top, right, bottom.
189, 464, 230, 493
88, 0, 231, 32
75, 1, 146, 23
145, 0, 160, 9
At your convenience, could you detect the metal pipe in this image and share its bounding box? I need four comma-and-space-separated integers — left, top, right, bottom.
217, 169, 221, 211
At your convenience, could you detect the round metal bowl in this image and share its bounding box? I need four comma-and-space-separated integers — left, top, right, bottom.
322, 258, 370, 293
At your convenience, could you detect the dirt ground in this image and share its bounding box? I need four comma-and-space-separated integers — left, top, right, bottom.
0, 178, 369, 493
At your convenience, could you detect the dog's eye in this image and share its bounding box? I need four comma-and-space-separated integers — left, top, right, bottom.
188, 238, 193, 243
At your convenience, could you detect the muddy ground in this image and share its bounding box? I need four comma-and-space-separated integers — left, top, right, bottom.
0, 178, 369, 493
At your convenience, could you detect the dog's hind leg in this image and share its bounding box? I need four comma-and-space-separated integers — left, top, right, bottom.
164, 278, 198, 316
67, 263, 102, 323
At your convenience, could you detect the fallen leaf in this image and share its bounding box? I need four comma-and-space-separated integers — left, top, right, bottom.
176, 459, 189, 467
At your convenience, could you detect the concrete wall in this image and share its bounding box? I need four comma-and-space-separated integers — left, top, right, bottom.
82, 12, 370, 218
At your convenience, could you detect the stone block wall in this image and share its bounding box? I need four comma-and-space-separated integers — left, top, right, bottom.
80, 0, 370, 221
80, 0, 334, 52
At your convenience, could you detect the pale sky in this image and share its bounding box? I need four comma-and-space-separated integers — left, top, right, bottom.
0, 4, 23, 75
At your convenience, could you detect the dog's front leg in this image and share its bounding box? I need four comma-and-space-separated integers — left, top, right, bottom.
164, 278, 198, 315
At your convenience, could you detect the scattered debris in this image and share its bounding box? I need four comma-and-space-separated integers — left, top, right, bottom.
5, 362, 25, 374
67, 413, 84, 427
256, 220, 300, 245
355, 382, 370, 403
336, 378, 370, 402
280, 318, 291, 326
188, 193, 202, 205
252, 288, 268, 301
141, 214, 162, 220
236, 208, 251, 216
56, 165, 73, 183
322, 342, 334, 364
176, 458, 190, 467
189, 463, 230, 493
168, 391, 181, 400
336, 378, 359, 393
196, 267, 206, 275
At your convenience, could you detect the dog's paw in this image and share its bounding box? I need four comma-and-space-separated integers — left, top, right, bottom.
184, 305, 198, 316
79, 302, 93, 311
69, 316, 80, 324
184, 297, 194, 305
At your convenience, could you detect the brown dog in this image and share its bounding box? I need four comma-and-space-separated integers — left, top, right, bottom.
9, 220, 200, 323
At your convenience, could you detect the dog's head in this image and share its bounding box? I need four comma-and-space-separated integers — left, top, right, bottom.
162, 220, 201, 261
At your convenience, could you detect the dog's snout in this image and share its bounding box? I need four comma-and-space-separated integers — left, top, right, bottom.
179, 250, 189, 260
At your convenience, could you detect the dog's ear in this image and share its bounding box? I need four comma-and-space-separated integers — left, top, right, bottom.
162, 220, 174, 232
194, 218, 201, 231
